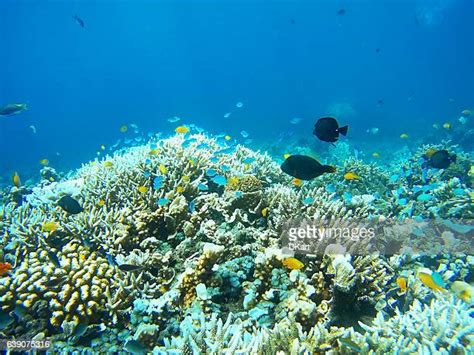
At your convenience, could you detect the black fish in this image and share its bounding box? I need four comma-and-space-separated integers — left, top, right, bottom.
58, 195, 84, 214
376, 48, 381, 53
74, 15, 85, 28
428, 150, 456, 169
337, 8, 346, 16
0, 103, 27, 116
281, 155, 336, 180
313, 117, 349, 143
290, 18, 296, 25
118, 264, 143, 272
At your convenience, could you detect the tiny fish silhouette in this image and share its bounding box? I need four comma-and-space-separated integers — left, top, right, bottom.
74, 15, 85, 28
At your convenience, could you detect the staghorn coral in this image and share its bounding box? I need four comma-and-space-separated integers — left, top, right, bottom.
158, 310, 349, 354
353, 295, 474, 354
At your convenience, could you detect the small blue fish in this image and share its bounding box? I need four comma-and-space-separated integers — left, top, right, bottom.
157, 198, 170, 206
453, 188, 465, 196
389, 174, 399, 183
244, 138, 253, 145
235, 191, 243, 198
153, 176, 164, 190
145, 158, 152, 165
412, 186, 423, 193
188, 201, 196, 213
143, 171, 151, 178
404, 169, 413, 177
326, 184, 336, 193
197, 143, 211, 150
210, 157, 219, 163
398, 198, 408, 206
106, 253, 117, 266
303, 197, 314, 205
167, 116, 181, 123
243, 157, 256, 164
240, 130, 249, 138
417, 193, 433, 202
149, 143, 157, 149
343, 192, 352, 203
221, 165, 231, 172
212, 175, 227, 186
198, 183, 208, 191
413, 215, 424, 222
206, 169, 217, 177
182, 138, 197, 148
215, 146, 236, 155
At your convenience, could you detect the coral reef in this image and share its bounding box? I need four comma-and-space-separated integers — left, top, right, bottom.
0, 131, 472, 352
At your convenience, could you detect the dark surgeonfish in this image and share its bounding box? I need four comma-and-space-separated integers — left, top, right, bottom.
281, 155, 336, 180
58, 195, 84, 214
74, 15, 85, 28
428, 150, 457, 169
0, 103, 27, 116
313, 117, 348, 143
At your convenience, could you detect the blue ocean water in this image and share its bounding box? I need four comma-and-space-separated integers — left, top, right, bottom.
1, 0, 473, 182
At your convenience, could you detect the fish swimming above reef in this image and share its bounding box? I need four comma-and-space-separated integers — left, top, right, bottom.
58, 195, 84, 214
73, 15, 85, 28
282, 257, 304, 270
337, 8, 346, 16
0, 103, 27, 116
313, 117, 348, 143
281, 155, 336, 180
427, 150, 456, 169
12, 172, 20, 187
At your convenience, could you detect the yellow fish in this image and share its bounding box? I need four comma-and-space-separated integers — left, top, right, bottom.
98, 199, 106, 207
49, 177, 55, 182
443, 122, 451, 129
149, 149, 160, 155
119, 125, 128, 133
344, 172, 360, 181
42, 221, 59, 232
138, 186, 149, 194
159, 164, 168, 174
176, 185, 184, 193
261, 207, 268, 217
282, 257, 304, 270
39, 159, 49, 166
418, 269, 445, 292
283, 153, 291, 159
228, 176, 239, 188
425, 148, 437, 158
396, 277, 407, 294
293, 178, 302, 187
451, 281, 474, 303
103, 161, 114, 168
188, 159, 195, 167
175, 125, 189, 134
462, 109, 472, 117
182, 175, 190, 183
400, 133, 409, 139
224, 135, 231, 141
100, 145, 106, 151
372, 152, 380, 158
12, 172, 20, 187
